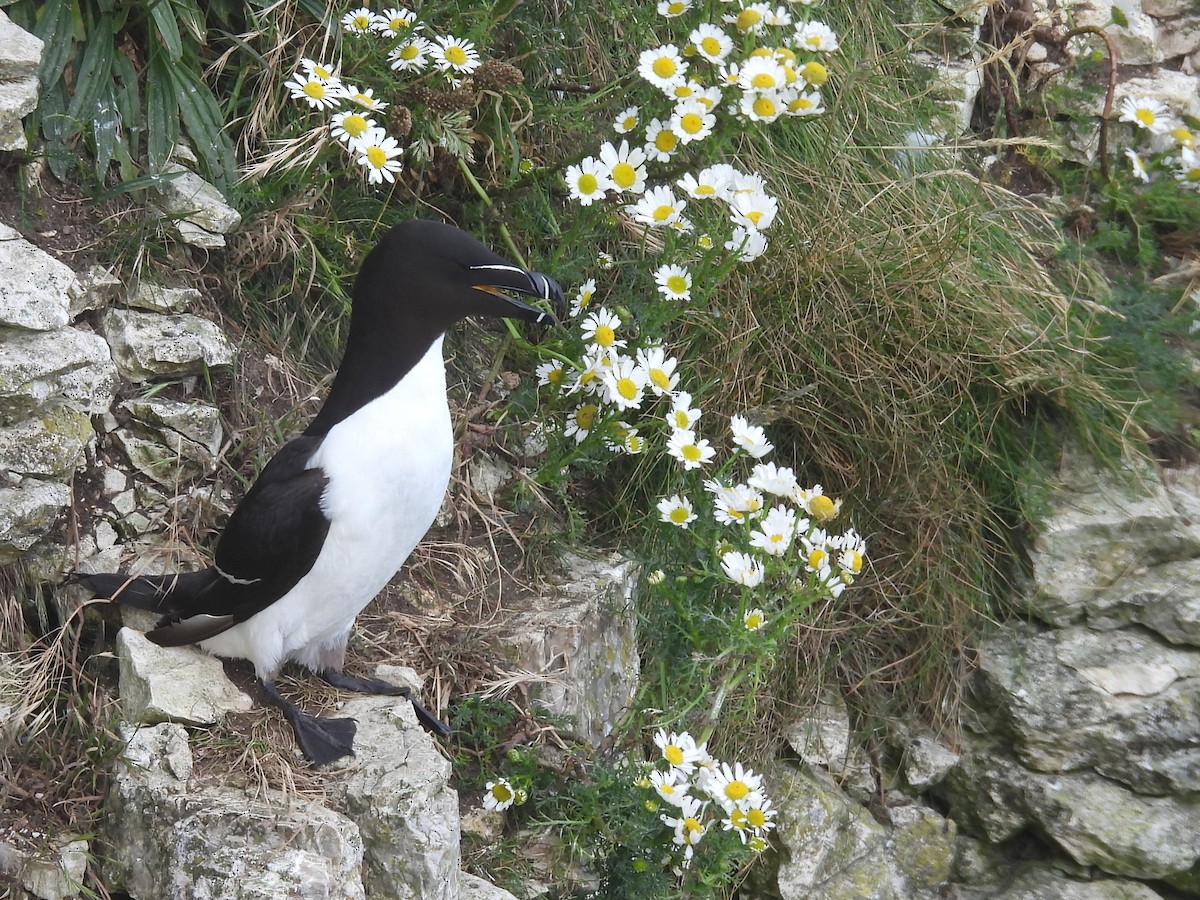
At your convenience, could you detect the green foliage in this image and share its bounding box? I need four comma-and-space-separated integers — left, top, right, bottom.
7, 0, 238, 188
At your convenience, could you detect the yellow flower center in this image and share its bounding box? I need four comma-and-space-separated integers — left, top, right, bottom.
616, 377, 638, 400
342, 114, 368, 137
575, 405, 597, 429
621, 115, 637, 130
682, 444, 701, 461
789, 97, 814, 112
701, 36, 722, 56
664, 745, 684, 765
680, 113, 704, 134
752, 96, 777, 118
847, 550, 863, 572
725, 780, 750, 801
353, 92, 372, 106
446, 45, 469, 66
593, 324, 615, 346
353, 14, 371, 29
730, 809, 748, 828
492, 783, 513, 802
1186, 167, 1200, 183
547, 368, 564, 385
736, 9, 762, 30
667, 0, 686, 12
746, 209, 764, 225
673, 83, 695, 98
627, 436, 645, 452
652, 56, 678, 79
655, 130, 678, 153
611, 162, 636, 189
366, 145, 388, 168
653, 204, 675, 221
745, 613, 763, 629
666, 274, 688, 293
683, 817, 703, 838
669, 506, 691, 523
577, 172, 599, 194
650, 368, 671, 390
747, 808, 766, 828
809, 548, 827, 569
400, 44, 419, 60
312, 65, 332, 79
303, 81, 326, 99
1170, 127, 1195, 147
810, 494, 836, 520
751, 72, 777, 89
805, 35, 822, 48
389, 16, 407, 31
673, 410, 690, 428
802, 62, 828, 85
1135, 108, 1156, 127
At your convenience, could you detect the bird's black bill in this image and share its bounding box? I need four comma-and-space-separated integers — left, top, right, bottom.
470, 263, 566, 325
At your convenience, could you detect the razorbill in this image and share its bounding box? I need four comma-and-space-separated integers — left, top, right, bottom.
77, 219, 564, 765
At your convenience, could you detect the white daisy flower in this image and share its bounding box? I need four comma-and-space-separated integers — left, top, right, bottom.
748, 461, 799, 497
299, 58, 338, 82
723, 796, 777, 843
430, 35, 481, 74
636, 345, 680, 394
535, 359, 569, 390
650, 768, 692, 806
721, 550, 766, 587
580, 307, 626, 351
783, 87, 824, 117
570, 278, 597, 317
638, 45, 689, 92
661, 796, 708, 862
707, 481, 765, 524
1125, 148, 1150, 183
564, 403, 599, 442
375, 6, 417, 37
1118, 96, 1171, 134
658, 494, 698, 528
603, 355, 649, 411
726, 225, 768, 261
739, 55, 789, 93
330, 110, 375, 146
598, 140, 649, 194
614, 106, 640, 134
341, 7, 376, 34
794, 20, 839, 52
567, 351, 611, 395
700, 761, 764, 813
645, 117, 681, 161
743, 607, 767, 631
1177, 147, 1200, 187
739, 89, 785, 123
728, 191, 778, 231
483, 777, 517, 811
667, 429, 716, 470
671, 100, 717, 144
749, 505, 798, 556
724, 2, 772, 34
564, 156, 611, 206
667, 391, 702, 430
799, 60, 829, 87
654, 728, 705, 772
354, 127, 404, 184
654, 263, 693, 301
388, 36, 433, 72
658, 0, 693, 16
285, 71, 341, 109
690, 23, 734, 62
337, 83, 388, 112
627, 185, 686, 228
795, 485, 841, 522
730, 414, 774, 457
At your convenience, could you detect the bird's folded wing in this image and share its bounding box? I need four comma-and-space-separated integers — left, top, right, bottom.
159, 435, 332, 628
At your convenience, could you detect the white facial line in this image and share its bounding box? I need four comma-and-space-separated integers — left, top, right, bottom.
215, 564, 262, 586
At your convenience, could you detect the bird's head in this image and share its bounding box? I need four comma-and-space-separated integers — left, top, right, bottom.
356, 219, 566, 329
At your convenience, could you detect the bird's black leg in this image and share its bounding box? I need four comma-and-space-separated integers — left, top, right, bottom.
316, 669, 451, 738
260, 680, 357, 765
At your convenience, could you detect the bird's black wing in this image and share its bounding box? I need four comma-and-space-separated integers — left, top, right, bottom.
143, 434, 332, 645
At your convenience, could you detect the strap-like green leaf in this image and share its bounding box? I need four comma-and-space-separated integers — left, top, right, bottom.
146, 45, 179, 172
148, 0, 183, 63
32, 0, 78, 92
170, 63, 237, 191
66, 12, 114, 123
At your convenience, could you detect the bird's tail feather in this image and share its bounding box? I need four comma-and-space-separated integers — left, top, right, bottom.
71, 569, 221, 614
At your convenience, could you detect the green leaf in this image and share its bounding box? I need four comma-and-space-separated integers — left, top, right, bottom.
66, 12, 113, 123
169, 63, 237, 190
32, 0, 77, 92
92, 85, 120, 179
146, 46, 179, 172
148, 0, 183, 62
1109, 7, 1128, 27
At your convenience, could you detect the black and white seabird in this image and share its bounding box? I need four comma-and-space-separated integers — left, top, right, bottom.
77, 219, 564, 765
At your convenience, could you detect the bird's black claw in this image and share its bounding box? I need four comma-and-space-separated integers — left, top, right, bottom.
291, 713, 357, 766
316, 669, 451, 738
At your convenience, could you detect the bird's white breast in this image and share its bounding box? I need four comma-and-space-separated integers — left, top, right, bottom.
200, 337, 453, 677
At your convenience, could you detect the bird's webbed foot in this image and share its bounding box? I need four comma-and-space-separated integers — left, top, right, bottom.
261, 680, 357, 765
317, 669, 451, 738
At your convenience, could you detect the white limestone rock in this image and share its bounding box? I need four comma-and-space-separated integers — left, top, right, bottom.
902, 730, 961, 790
69, 265, 122, 317
156, 162, 242, 249
0, 224, 81, 331
125, 282, 202, 314
1073, 0, 1163, 64
984, 867, 1167, 899
459, 872, 521, 900
0, 326, 118, 422
0, 478, 69, 564
103, 307, 235, 382
0, 401, 93, 477
19, 838, 89, 900
499, 552, 639, 746
116, 627, 253, 726
103, 722, 367, 900
783, 694, 876, 799
331, 673, 461, 900
0, 11, 42, 151
113, 397, 223, 485
0, 10, 42, 80
1021, 449, 1200, 626
1086, 556, 1200, 647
